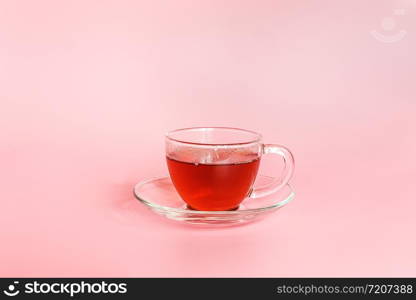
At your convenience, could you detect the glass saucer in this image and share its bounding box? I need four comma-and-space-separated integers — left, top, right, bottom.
133, 175, 295, 226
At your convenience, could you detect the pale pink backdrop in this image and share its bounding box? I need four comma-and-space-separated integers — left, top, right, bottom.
1, 0, 415, 277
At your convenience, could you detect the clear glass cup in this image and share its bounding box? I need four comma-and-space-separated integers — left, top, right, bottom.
165, 127, 294, 211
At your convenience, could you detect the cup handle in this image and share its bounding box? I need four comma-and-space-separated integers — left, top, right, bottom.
250, 144, 295, 198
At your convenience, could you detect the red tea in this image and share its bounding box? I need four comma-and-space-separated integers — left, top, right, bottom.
167, 156, 260, 211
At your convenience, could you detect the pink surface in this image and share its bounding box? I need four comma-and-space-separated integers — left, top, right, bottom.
1, 0, 415, 277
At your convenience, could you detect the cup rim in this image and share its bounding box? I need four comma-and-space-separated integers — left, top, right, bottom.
165, 127, 262, 146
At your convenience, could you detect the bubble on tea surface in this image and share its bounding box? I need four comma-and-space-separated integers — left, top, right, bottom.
209, 148, 235, 164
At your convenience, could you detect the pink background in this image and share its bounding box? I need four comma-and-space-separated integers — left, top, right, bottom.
1, 0, 415, 277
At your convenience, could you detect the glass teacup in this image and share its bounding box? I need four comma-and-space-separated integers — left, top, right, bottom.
166, 127, 294, 211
